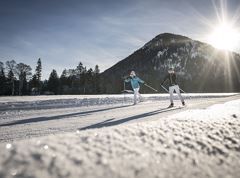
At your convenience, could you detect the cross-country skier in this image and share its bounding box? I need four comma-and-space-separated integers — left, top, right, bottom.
124, 71, 145, 105
161, 67, 185, 108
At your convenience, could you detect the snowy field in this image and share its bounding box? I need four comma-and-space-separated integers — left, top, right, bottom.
0, 93, 237, 111
0, 93, 240, 178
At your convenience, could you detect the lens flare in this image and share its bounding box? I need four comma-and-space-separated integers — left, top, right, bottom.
208, 23, 240, 51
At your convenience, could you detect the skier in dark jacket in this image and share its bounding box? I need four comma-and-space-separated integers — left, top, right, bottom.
161, 67, 185, 107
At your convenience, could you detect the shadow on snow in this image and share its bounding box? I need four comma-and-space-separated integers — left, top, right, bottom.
0, 105, 132, 127
79, 107, 183, 130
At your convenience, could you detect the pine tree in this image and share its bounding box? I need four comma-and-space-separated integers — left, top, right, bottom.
76, 62, 84, 76
21, 72, 28, 95
6, 60, 16, 95
47, 69, 59, 94
74, 62, 87, 93
60, 69, 68, 84
85, 68, 94, 94
60, 69, 69, 94
36, 58, 42, 81
94, 65, 101, 93
41, 80, 49, 93
0, 62, 6, 95
35, 58, 42, 91
29, 74, 38, 95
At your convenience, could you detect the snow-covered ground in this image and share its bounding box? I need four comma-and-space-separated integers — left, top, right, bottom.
0, 93, 239, 143
0, 93, 237, 111
0, 94, 240, 178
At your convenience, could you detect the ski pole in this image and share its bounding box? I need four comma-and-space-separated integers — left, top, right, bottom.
144, 84, 158, 92
160, 85, 169, 93
178, 87, 191, 99
123, 81, 126, 103
179, 87, 185, 93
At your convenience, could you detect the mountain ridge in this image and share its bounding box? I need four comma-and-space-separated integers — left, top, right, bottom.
100, 33, 240, 93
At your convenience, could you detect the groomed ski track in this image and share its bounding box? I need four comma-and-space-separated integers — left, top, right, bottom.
0, 93, 239, 143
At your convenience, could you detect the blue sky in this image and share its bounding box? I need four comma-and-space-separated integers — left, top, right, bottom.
0, 0, 239, 79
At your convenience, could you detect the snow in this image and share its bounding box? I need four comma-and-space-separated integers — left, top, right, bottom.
191, 51, 198, 58
0, 93, 237, 111
171, 38, 176, 43
157, 48, 168, 58
0, 94, 240, 178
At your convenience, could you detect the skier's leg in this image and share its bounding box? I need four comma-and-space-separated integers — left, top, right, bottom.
175, 85, 185, 105
169, 86, 174, 106
137, 88, 143, 102
133, 88, 137, 105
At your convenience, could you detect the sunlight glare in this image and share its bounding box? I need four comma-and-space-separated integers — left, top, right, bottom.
208, 23, 240, 51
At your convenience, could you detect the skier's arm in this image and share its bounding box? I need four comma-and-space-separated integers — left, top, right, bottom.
161, 74, 168, 85
124, 77, 131, 83
137, 77, 145, 84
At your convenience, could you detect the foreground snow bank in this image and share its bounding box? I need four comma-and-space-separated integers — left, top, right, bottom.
0, 99, 240, 178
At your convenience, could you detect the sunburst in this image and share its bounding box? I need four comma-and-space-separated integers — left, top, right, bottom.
208, 22, 240, 51
206, 0, 240, 51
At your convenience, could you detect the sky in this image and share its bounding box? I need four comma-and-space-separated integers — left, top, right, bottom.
0, 0, 240, 79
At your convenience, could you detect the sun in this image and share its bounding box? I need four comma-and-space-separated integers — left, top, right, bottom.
208, 23, 240, 51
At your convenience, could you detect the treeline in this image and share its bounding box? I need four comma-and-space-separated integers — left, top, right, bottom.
0, 59, 101, 95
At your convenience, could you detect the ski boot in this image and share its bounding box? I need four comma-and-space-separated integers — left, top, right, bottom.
168, 103, 174, 108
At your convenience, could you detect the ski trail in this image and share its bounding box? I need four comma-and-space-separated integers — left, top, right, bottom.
0, 94, 239, 143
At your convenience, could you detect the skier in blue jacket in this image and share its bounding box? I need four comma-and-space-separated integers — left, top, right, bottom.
125, 71, 145, 105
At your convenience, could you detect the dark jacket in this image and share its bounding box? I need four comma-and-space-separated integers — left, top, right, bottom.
161, 73, 177, 87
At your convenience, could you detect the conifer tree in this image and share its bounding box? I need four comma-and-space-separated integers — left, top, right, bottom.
35, 58, 42, 91
6, 60, 16, 95
0, 62, 6, 95
47, 69, 59, 94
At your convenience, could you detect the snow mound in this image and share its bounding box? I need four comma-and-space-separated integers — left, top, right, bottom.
0, 99, 240, 178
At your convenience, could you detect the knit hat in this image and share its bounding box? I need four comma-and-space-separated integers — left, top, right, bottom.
168, 67, 174, 73
130, 71, 136, 77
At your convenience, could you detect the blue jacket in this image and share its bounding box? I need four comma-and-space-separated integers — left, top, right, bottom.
125, 76, 144, 89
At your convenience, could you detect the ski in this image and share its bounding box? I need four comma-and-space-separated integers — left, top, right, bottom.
161, 105, 186, 111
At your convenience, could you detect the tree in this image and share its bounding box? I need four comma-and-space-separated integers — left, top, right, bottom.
29, 74, 38, 95
47, 69, 59, 94
41, 80, 49, 93
35, 58, 42, 91
60, 69, 70, 94
74, 62, 86, 93
15, 63, 32, 95
94, 65, 101, 93
76, 62, 84, 76
0, 62, 6, 95
60, 69, 68, 84
84, 68, 94, 94
36, 58, 42, 81
6, 60, 16, 95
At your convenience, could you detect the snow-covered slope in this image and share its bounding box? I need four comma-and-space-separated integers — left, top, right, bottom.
0, 98, 240, 178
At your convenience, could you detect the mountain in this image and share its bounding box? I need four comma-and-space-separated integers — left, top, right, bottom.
100, 33, 240, 93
